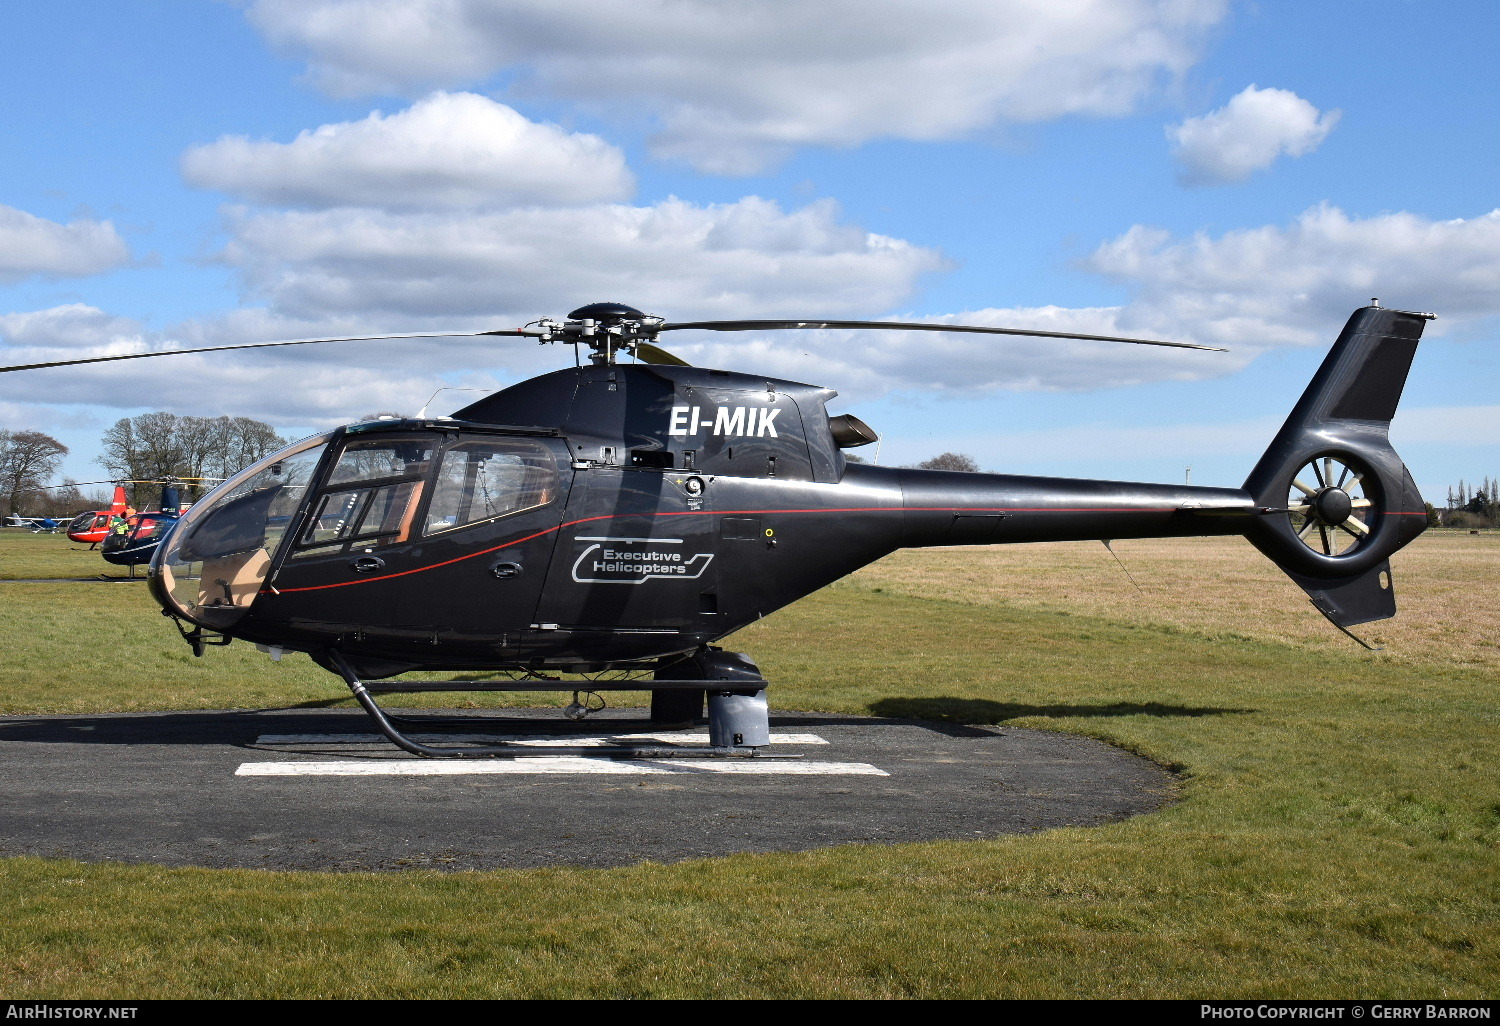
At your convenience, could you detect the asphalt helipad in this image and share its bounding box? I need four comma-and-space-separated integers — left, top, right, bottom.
0, 707, 1175, 871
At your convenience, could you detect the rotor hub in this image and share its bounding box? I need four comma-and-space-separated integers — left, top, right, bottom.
567, 302, 647, 323
1312, 487, 1353, 525
527, 302, 665, 363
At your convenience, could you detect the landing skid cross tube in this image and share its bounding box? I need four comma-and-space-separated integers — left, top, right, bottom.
325, 651, 786, 760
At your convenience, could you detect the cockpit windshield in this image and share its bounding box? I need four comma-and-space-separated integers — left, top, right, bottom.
153, 432, 333, 625
152, 428, 562, 630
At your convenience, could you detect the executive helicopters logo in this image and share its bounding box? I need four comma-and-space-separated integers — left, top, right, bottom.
668, 405, 781, 437
571, 536, 714, 585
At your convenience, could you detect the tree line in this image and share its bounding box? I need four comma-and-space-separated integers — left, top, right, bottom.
2, 413, 288, 516
1439, 477, 1500, 529
844, 452, 983, 472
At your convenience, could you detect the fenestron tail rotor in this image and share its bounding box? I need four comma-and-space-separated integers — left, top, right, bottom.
1286, 455, 1376, 557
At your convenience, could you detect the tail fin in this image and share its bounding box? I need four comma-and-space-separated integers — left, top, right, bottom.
1243, 304, 1432, 628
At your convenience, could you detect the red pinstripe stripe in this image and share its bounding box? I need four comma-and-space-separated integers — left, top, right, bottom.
265, 504, 1182, 594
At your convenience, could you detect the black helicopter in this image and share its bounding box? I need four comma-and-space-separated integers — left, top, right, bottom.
38, 477, 220, 574
0, 301, 1431, 758
97, 479, 211, 575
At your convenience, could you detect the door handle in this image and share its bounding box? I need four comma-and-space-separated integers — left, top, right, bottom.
489, 561, 523, 579
349, 556, 385, 573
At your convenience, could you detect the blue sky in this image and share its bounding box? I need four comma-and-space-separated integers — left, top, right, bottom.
1, 1, 1496, 502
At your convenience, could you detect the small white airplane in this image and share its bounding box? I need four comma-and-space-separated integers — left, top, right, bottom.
2, 514, 63, 532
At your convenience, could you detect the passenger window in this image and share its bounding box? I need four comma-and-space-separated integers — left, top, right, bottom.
424, 439, 556, 536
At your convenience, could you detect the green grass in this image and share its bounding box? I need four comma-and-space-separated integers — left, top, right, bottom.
0, 529, 118, 581
0, 531, 1497, 997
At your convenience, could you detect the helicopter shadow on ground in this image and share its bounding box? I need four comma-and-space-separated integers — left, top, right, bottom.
0, 705, 1054, 748
867, 697, 1254, 724
0, 577, 148, 584
0, 709, 363, 748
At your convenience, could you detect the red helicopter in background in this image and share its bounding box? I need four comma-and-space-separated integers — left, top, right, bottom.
51, 480, 218, 571
63, 483, 136, 547
98, 479, 222, 576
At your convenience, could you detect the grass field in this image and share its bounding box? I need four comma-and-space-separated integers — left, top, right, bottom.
0, 528, 1496, 998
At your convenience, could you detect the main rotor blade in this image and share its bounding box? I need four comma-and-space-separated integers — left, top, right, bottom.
41, 479, 125, 489
659, 318, 1225, 351
0, 330, 533, 374
633, 342, 692, 367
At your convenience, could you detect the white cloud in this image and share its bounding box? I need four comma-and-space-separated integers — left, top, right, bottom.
1391, 405, 1500, 447
244, 0, 1227, 173
218, 196, 948, 322
0, 204, 131, 283
655, 304, 1249, 403
873, 403, 1500, 470
0, 195, 945, 423
0, 400, 81, 435
657, 205, 1500, 396
9, 205, 1495, 425
1086, 204, 1500, 347
0, 304, 146, 352
1168, 85, 1340, 185
181, 91, 633, 209
0, 304, 470, 426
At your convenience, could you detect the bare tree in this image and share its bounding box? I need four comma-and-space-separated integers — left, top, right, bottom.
206, 417, 288, 479
98, 412, 288, 507
0, 429, 69, 513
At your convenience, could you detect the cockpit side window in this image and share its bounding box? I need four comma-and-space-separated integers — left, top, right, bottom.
132, 516, 167, 543
423, 439, 556, 536
285, 434, 558, 559
291, 437, 435, 557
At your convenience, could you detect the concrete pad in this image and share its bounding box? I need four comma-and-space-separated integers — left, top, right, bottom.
0, 707, 1175, 871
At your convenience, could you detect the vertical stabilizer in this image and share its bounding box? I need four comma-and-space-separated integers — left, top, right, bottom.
1242, 304, 1432, 627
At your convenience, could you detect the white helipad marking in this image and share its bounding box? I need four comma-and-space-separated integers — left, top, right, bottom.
235, 757, 887, 777
255, 732, 828, 747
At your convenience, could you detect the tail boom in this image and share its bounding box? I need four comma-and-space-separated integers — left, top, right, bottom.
876, 304, 1429, 631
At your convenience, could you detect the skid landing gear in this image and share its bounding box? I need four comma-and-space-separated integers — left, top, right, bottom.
326, 648, 783, 760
